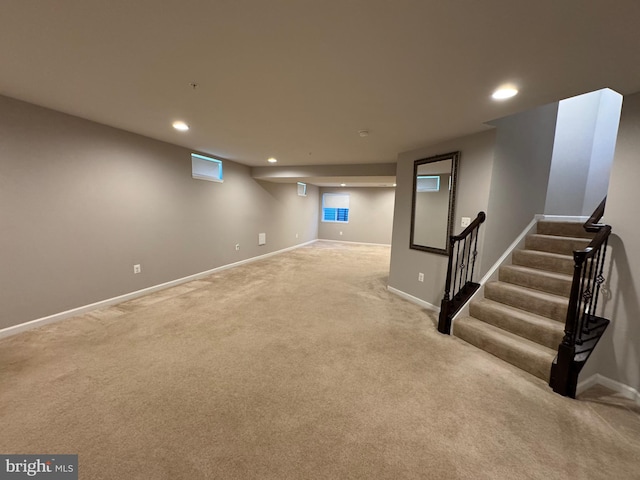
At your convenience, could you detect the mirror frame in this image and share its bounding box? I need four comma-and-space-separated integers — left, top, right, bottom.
409, 151, 460, 255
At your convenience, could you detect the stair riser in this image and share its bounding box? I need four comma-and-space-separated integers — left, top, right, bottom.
451, 221, 591, 385
512, 250, 574, 275
525, 235, 591, 256
485, 284, 568, 322
469, 302, 563, 350
499, 266, 572, 297
454, 323, 553, 381
536, 221, 594, 239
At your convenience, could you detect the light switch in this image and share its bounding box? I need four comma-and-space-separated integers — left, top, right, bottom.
461, 217, 471, 228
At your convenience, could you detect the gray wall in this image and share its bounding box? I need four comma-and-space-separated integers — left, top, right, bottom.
582, 91, 640, 392
388, 130, 495, 306
481, 103, 558, 270
545, 92, 601, 215
318, 187, 395, 244
0, 95, 319, 330
583, 89, 623, 214
545, 89, 622, 216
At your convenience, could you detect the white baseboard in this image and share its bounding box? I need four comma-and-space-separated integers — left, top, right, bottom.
577, 373, 640, 406
387, 286, 440, 313
479, 216, 539, 285
0, 240, 318, 340
318, 239, 391, 247
479, 213, 591, 286
539, 214, 589, 223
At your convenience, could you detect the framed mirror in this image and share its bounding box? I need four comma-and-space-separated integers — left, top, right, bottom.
410, 151, 459, 255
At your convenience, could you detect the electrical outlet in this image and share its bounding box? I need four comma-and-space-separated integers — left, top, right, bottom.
296, 233, 299, 239
133, 264, 141, 274
461, 217, 471, 228
235, 244, 240, 251
418, 272, 424, 282
339, 231, 343, 236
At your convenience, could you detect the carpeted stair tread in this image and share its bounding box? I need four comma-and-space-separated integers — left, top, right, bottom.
485, 281, 568, 322
451, 220, 593, 386
536, 221, 594, 239
525, 234, 591, 256
453, 316, 556, 381
512, 249, 574, 275
469, 298, 564, 349
499, 264, 573, 297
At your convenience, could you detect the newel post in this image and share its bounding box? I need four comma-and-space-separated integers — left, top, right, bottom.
437, 236, 456, 335
551, 251, 585, 397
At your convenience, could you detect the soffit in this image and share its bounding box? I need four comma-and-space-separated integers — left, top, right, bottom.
1, 1, 639, 171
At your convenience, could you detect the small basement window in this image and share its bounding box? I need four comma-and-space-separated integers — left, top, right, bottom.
416, 175, 440, 192
322, 193, 349, 223
297, 182, 307, 196
192, 153, 223, 182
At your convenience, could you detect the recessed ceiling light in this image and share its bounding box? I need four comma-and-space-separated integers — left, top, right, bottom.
267, 157, 278, 163
492, 86, 518, 100
393, 183, 397, 187
340, 183, 346, 187
358, 130, 369, 137
172, 121, 190, 131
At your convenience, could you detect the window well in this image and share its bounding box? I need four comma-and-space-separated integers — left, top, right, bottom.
192, 153, 223, 182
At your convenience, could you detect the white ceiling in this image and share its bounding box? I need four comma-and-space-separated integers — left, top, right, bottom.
2, 1, 640, 172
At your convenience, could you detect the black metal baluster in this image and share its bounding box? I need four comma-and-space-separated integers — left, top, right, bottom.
470, 229, 479, 283
551, 199, 611, 398
574, 254, 587, 346
581, 255, 598, 343
577, 262, 589, 345
438, 212, 486, 335
585, 251, 600, 332
465, 233, 473, 284
592, 238, 608, 316
457, 237, 468, 293
452, 241, 460, 297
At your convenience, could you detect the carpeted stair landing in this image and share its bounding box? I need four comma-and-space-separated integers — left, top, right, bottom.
454, 221, 593, 382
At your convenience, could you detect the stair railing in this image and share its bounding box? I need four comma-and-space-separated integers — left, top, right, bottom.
550, 197, 611, 397
584, 196, 607, 233
438, 211, 486, 334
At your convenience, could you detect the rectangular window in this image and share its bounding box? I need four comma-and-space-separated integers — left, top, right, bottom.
192, 153, 223, 182
416, 175, 440, 192
322, 193, 349, 223
297, 182, 307, 196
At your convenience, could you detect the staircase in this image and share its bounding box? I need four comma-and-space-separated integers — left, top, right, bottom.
453, 221, 594, 382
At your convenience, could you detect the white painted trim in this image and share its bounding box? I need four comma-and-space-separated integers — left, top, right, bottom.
476, 213, 591, 286
576, 374, 601, 394
0, 240, 318, 340
450, 217, 539, 328
387, 286, 440, 312
452, 214, 591, 326
577, 373, 640, 406
539, 214, 589, 223
478, 216, 539, 285
452, 214, 594, 325
318, 239, 391, 247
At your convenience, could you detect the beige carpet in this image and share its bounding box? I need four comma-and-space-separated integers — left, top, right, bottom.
1, 241, 639, 479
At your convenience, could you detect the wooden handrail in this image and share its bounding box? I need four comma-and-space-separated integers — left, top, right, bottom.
584, 197, 607, 233
576, 224, 612, 259
550, 196, 612, 397
452, 211, 487, 241
438, 211, 486, 334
